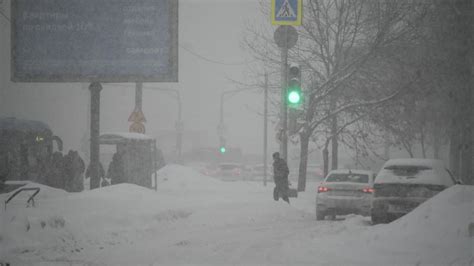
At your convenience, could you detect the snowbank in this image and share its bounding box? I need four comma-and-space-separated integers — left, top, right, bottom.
333, 185, 474, 265
155, 164, 224, 189
1, 165, 472, 266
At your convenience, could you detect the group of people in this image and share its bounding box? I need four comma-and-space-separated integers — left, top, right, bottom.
45, 148, 288, 197
85, 150, 126, 187
46, 150, 85, 192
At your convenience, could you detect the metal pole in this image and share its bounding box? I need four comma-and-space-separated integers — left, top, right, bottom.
280, 42, 289, 161
176, 91, 183, 163
89, 82, 102, 190
135, 82, 143, 110
263, 73, 268, 186
153, 139, 157, 191
218, 93, 225, 159
220, 93, 225, 125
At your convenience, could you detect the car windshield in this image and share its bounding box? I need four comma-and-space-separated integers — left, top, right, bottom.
384, 165, 431, 177
326, 173, 369, 183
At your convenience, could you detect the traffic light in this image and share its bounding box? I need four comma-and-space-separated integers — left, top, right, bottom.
287, 63, 302, 108
220, 146, 226, 153
219, 137, 226, 154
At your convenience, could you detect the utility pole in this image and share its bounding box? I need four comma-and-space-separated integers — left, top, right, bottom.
280, 42, 289, 161
89, 82, 102, 190
128, 82, 146, 134
263, 73, 269, 186
274, 25, 298, 162
136, 82, 143, 112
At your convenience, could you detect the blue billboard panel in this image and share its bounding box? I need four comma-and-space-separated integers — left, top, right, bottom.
11, 0, 178, 82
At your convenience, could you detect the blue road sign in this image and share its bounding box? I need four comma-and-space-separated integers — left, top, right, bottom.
271, 0, 302, 26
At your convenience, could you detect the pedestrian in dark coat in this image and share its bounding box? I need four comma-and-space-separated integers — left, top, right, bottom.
47, 151, 65, 189
64, 150, 85, 192
108, 151, 126, 185
85, 161, 105, 186
272, 152, 290, 203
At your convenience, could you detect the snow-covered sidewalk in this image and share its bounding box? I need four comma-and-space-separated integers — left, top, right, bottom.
1, 165, 473, 265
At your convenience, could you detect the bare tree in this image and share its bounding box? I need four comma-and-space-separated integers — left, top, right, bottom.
243, 0, 429, 190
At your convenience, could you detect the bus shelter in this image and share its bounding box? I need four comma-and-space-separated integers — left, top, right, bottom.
98, 132, 163, 189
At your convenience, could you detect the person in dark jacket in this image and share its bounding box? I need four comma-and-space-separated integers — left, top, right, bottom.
64, 150, 85, 192
47, 151, 65, 189
272, 152, 290, 203
108, 151, 126, 185
86, 161, 106, 188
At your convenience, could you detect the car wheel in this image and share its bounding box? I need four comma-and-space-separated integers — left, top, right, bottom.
316, 209, 325, 221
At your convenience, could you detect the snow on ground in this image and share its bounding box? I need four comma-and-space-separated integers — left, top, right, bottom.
1, 164, 473, 266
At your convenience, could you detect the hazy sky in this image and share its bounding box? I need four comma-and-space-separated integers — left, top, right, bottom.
0, 0, 281, 159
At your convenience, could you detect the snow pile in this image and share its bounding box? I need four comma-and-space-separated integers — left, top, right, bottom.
1, 165, 472, 266
371, 185, 474, 265
3, 181, 68, 202
155, 164, 223, 190
383, 185, 473, 240
334, 185, 474, 265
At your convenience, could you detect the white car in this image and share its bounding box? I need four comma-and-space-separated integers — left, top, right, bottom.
371, 158, 459, 224
316, 169, 375, 220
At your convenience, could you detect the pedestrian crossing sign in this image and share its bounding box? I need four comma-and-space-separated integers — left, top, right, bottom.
271, 0, 302, 26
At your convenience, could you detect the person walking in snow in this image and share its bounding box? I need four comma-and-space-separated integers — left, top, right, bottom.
272, 152, 290, 204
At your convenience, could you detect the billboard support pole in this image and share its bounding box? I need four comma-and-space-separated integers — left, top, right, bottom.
89, 82, 102, 190
135, 82, 143, 111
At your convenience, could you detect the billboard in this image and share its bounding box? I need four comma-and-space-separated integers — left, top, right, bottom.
11, 0, 178, 82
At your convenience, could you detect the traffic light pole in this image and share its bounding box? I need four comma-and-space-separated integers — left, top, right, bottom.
274, 25, 297, 162
263, 73, 269, 186
280, 47, 288, 161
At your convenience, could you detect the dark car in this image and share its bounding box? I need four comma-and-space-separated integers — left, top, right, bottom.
371, 158, 459, 224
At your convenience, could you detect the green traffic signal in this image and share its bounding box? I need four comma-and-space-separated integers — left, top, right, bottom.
288, 63, 302, 108
288, 90, 301, 104
287, 86, 302, 108
220, 146, 226, 153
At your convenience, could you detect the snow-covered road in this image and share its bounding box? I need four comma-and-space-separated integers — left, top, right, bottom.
1, 165, 473, 266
